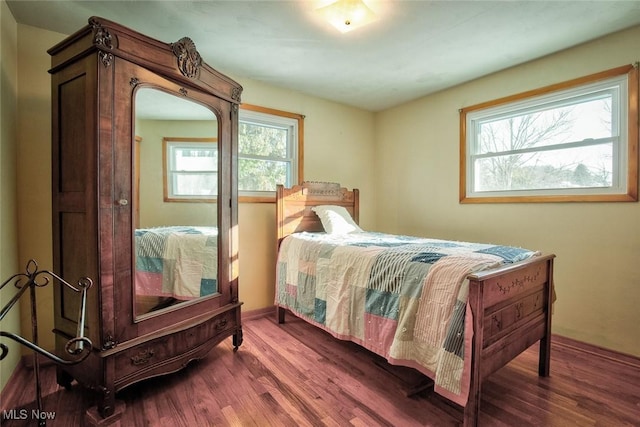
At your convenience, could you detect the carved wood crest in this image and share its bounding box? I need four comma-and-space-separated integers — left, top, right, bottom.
286, 181, 354, 201
90, 18, 115, 67
171, 37, 202, 79
232, 87, 242, 103
90, 18, 114, 50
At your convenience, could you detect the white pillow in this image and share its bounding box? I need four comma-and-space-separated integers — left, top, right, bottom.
312, 205, 363, 234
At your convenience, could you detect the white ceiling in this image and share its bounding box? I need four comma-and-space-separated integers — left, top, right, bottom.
7, 0, 640, 112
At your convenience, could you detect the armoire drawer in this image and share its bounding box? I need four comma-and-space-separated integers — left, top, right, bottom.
113, 310, 239, 381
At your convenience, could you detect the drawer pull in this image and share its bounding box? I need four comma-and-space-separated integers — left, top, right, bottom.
492, 315, 502, 331
515, 302, 524, 320
215, 319, 228, 330
131, 348, 155, 365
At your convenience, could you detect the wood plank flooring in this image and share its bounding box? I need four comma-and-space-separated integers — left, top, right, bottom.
2, 312, 639, 426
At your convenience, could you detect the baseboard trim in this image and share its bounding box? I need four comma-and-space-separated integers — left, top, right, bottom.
22, 353, 56, 369
242, 306, 274, 320
552, 334, 640, 369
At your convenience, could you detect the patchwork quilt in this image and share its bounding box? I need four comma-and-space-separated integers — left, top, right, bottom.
275, 231, 538, 405
135, 226, 218, 300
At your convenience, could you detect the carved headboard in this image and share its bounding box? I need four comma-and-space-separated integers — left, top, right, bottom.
276, 182, 359, 246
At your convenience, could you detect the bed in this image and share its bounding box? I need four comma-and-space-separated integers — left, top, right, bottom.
274, 182, 555, 427
135, 225, 218, 301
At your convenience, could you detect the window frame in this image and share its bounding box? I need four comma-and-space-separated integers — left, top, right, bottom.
163, 137, 219, 203
459, 64, 638, 203
238, 104, 304, 203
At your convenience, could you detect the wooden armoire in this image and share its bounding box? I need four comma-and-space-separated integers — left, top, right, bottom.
48, 17, 242, 423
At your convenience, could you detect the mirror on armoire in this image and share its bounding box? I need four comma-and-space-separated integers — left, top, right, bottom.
133, 87, 219, 319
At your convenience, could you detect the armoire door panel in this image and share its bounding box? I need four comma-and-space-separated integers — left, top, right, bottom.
58, 75, 88, 192
57, 212, 101, 346
59, 213, 87, 323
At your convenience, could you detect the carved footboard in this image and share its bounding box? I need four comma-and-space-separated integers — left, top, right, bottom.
464, 254, 555, 427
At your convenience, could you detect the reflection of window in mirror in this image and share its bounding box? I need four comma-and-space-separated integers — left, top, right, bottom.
239, 104, 305, 203
163, 137, 218, 202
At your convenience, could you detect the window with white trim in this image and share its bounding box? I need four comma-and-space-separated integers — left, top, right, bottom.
239, 104, 303, 201
164, 138, 218, 201
460, 65, 638, 203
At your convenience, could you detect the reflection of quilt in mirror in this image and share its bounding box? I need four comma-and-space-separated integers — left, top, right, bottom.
135, 226, 218, 299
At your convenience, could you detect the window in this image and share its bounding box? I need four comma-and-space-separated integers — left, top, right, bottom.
164, 137, 218, 202
460, 64, 638, 203
239, 104, 304, 202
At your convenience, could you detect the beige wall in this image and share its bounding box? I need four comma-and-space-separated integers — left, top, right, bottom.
0, 0, 21, 390
14, 23, 65, 358
375, 25, 640, 356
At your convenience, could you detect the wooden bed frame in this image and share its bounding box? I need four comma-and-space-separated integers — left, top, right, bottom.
275, 182, 555, 427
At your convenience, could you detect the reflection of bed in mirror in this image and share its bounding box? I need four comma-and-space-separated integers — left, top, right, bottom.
135, 225, 218, 315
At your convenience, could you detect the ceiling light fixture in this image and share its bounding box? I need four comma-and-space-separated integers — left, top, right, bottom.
316, 0, 378, 33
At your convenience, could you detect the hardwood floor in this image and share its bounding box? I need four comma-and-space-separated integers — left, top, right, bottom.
2, 312, 639, 426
